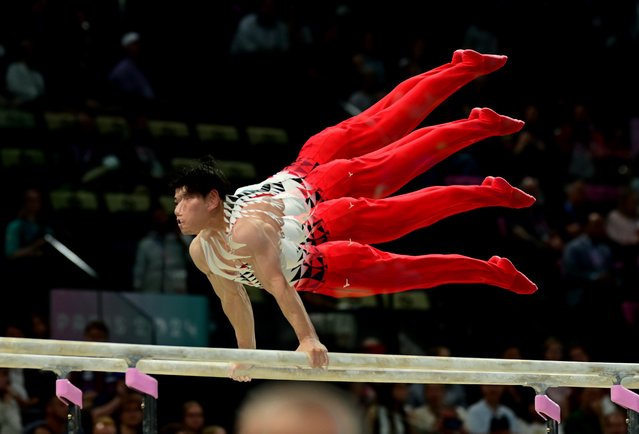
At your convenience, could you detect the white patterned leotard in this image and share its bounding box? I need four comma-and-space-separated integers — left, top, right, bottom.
199, 171, 320, 287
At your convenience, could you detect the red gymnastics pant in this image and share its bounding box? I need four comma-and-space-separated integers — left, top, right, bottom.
285, 49, 510, 175
312, 176, 535, 246
286, 50, 538, 297
294, 176, 538, 297
303, 106, 525, 200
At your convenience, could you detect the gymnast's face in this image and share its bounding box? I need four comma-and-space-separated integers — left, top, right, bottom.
174, 187, 215, 235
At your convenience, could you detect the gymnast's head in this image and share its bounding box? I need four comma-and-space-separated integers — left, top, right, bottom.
171, 155, 230, 199
235, 381, 364, 434
170, 155, 230, 235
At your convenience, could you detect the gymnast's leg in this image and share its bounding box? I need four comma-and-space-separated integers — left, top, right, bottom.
285, 50, 509, 175
309, 176, 535, 245
295, 242, 538, 298
305, 107, 524, 200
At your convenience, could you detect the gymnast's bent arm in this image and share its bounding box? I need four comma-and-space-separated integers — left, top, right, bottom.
232, 218, 329, 370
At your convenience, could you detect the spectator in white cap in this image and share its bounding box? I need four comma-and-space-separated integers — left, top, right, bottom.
121, 32, 140, 48
107, 31, 155, 110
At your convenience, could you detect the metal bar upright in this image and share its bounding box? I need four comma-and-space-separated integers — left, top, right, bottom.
56, 379, 83, 434
610, 384, 639, 434
126, 367, 158, 434
535, 393, 561, 434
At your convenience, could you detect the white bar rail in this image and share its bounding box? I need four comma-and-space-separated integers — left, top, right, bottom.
1, 337, 638, 388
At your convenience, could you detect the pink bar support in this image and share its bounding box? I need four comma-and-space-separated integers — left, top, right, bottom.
56, 379, 83, 408
535, 394, 561, 423
125, 368, 158, 398
611, 384, 639, 413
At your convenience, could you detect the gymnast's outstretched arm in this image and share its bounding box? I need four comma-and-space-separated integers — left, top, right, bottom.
231, 217, 329, 370
189, 239, 256, 382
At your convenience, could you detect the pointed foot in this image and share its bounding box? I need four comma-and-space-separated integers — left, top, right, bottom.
469, 107, 525, 135
452, 49, 508, 73
489, 256, 538, 294
482, 176, 536, 208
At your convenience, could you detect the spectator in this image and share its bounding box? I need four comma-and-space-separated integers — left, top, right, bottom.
68, 320, 127, 434
507, 177, 565, 256
4, 38, 45, 108
364, 383, 413, 434
396, 36, 432, 82
562, 387, 606, 434
228, 0, 292, 122
116, 392, 144, 434
0, 367, 22, 434
229, 0, 289, 56
561, 212, 619, 339
92, 416, 117, 434
559, 179, 592, 241
508, 103, 560, 195
159, 422, 189, 434
407, 383, 468, 434
4, 187, 52, 260
502, 176, 565, 326
0, 320, 48, 425
27, 311, 50, 340
201, 426, 226, 434
605, 186, 639, 246
343, 28, 387, 116
602, 408, 628, 434
350, 29, 386, 89
0, 41, 7, 97
408, 345, 468, 410
346, 380, 377, 424
180, 400, 205, 434
345, 66, 384, 114
107, 31, 155, 114
604, 186, 639, 303
461, 3, 499, 55
563, 103, 603, 182
4, 187, 54, 316
567, 341, 591, 362
132, 203, 191, 293
498, 345, 537, 426
464, 385, 522, 434
22, 396, 68, 434
538, 336, 573, 420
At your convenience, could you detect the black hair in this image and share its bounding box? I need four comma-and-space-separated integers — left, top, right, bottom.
84, 319, 109, 336
168, 155, 230, 199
